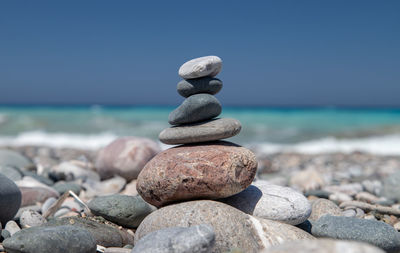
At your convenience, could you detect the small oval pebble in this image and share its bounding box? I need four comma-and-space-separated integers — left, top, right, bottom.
309, 198, 342, 221
20, 210, 46, 228
178, 56, 222, 79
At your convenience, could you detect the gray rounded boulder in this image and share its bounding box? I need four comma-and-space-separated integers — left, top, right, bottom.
3, 225, 97, 253
0, 173, 22, 225
168, 94, 222, 125
132, 224, 215, 253
88, 194, 155, 228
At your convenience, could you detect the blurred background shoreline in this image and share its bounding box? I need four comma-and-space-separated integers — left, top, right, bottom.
1, 105, 400, 155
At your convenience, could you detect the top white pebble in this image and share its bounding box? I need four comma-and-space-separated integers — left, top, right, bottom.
178, 56, 222, 79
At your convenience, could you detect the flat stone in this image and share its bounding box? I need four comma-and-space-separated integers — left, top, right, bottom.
0, 149, 32, 169
0, 173, 22, 225
178, 56, 222, 79
311, 215, 400, 253
44, 216, 134, 247
132, 224, 215, 253
88, 194, 155, 228
95, 137, 160, 181
177, 77, 223, 97
309, 198, 342, 221
137, 141, 257, 207
135, 200, 314, 253
20, 210, 46, 228
261, 239, 385, 253
168, 94, 222, 125
220, 182, 311, 225
159, 118, 241, 144
52, 181, 81, 195
3, 225, 96, 253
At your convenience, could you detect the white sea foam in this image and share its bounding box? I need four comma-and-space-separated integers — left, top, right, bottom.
251, 134, 400, 155
0, 131, 119, 150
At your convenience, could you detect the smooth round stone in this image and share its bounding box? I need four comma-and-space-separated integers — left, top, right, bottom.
311, 215, 400, 253
52, 181, 81, 195
0, 149, 32, 169
309, 198, 342, 221
177, 77, 223, 97
220, 182, 311, 225
137, 141, 257, 207
95, 137, 160, 181
261, 239, 385, 253
88, 194, 155, 228
178, 56, 222, 79
44, 216, 135, 247
16, 176, 59, 207
168, 94, 222, 125
381, 171, 400, 202
52, 161, 100, 182
159, 118, 241, 145
0, 173, 22, 225
20, 210, 46, 228
3, 225, 96, 253
135, 200, 314, 253
132, 224, 215, 253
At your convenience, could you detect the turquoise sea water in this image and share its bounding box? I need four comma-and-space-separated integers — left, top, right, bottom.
1, 106, 400, 153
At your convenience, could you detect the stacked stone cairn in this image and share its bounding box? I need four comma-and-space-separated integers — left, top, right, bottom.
134, 56, 315, 252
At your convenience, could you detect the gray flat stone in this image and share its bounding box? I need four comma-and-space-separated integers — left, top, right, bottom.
159, 118, 241, 144
220, 182, 311, 225
3, 225, 96, 253
311, 215, 400, 253
52, 181, 81, 195
0, 166, 22, 181
168, 94, 221, 125
88, 194, 155, 228
0, 173, 21, 225
132, 224, 215, 253
177, 77, 223, 97
44, 216, 135, 247
178, 56, 222, 79
0, 149, 32, 169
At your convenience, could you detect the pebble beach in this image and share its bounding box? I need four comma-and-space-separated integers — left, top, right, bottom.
1, 56, 400, 253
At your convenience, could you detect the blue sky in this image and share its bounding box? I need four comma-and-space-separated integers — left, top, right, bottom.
1, 1, 399, 106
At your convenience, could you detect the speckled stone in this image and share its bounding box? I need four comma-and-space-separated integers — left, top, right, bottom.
137, 141, 257, 207
3, 225, 96, 253
178, 56, 222, 79
311, 215, 400, 253
220, 182, 311, 225
159, 118, 241, 145
132, 225, 215, 253
168, 94, 222, 125
135, 200, 314, 253
309, 198, 342, 221
88, 194, 155, 228
177, 77, 223, 97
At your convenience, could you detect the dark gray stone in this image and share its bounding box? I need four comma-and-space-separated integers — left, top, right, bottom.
88, 194, 155, 228
0, 149, 32, 169
177, 77, 223, 98
381, 171, 400, 202
311, 215, 400, 253
132, 224, 215, 253
168, 94, 221, 125
0, 173, 21, 225
52, 181, 81, 195
3, 225, 96, 253
159, 118, 241, 144
44, 216, 135, 247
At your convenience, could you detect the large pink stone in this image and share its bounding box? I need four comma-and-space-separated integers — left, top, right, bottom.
95, 137, 160, 181
137, 141, 257, 207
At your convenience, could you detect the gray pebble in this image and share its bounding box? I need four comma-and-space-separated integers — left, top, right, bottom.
177, 77, 222, 97
20, 210, 46, 228
132, 224, 215, 253
168, 94, 222, 125
178, 56, 222, 79
0, 173, 22, 225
